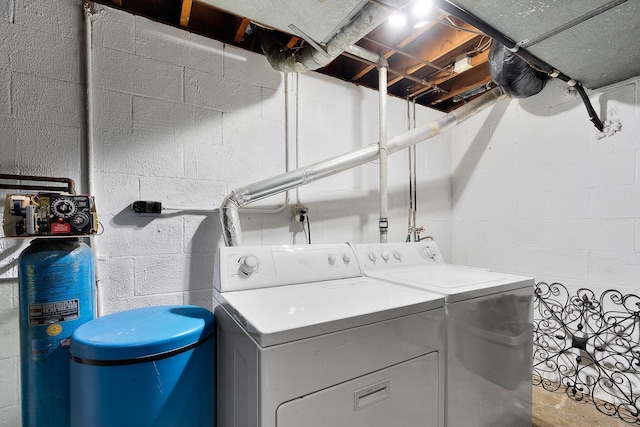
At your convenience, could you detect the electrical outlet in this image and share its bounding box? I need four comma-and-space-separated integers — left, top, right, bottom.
292, 206, 309, 223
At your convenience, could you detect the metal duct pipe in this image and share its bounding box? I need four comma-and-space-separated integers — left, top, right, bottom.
259, 1, 391, 72
221, 86, 505, 246
346, 45, 388, 67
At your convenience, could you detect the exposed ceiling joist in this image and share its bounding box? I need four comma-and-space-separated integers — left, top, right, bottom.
95, 0, 496, 112
233, 18, 251, 43
180, 0, 193, 27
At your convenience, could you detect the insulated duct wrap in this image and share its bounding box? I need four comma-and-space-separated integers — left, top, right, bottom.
488, 41, 548, 98
259, 1, 390, 72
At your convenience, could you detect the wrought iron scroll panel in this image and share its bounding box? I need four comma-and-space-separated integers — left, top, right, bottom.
533, 282, 640, 425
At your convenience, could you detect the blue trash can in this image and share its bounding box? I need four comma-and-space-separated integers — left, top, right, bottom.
69, 305, 215, 427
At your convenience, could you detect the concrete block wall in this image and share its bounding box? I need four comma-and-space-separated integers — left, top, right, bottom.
1, 0, 86, 424
2, 0, 638, 422
449, 78, 640, 407
0, 1, 448, 423
450, 78, 640, 298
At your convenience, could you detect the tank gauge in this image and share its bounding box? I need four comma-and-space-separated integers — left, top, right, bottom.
71, 212, 90, 229
51, 197, 78, 219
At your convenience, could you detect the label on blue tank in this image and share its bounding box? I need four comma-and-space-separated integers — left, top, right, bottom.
29, 299, 80, 325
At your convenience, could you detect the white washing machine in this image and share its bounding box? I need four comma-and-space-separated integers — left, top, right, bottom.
213, 243, 446, 427
354, 241, 534, 427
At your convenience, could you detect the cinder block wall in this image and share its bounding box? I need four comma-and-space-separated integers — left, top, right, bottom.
449, 76, 640, 408
450, 77, 640, 297
0, 1, 449, 423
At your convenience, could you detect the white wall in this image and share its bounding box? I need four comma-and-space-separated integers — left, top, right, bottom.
450, 77, 640, 296
8, 0, 639, 423
0, 1, 448, 424
450, 77, 640, 406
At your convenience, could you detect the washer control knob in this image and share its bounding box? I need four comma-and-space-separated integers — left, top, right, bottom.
239, 255, 259, 276
423, 247, 436, 260
368, 251, 377, 262
381, 250, 390, 262
393, 250, 402, 261
328, 254, 337, 265
342, 253, 351, 264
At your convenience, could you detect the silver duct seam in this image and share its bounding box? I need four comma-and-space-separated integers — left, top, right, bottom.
259, 1, 391, 72
221, 86, 506, 246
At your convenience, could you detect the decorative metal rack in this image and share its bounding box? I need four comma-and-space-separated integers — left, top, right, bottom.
533, 282, 640, 425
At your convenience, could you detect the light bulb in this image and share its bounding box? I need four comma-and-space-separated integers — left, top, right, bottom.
388, 12, 408, 28
412, 0, 433, 20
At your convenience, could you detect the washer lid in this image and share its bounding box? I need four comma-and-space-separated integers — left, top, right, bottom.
70, 305, 215, 361
216, 277, 444, 347
365, 264, 534, 303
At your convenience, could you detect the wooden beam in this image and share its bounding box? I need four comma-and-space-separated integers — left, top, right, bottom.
422, 67, 492, 105
349, 18, 440, 81
409, 49, 490, 98
386, 31, 482, 88
180, 0, 193, 27
286, 37, 300, 48
233, 18, 251, 43
112, 0, 122, 5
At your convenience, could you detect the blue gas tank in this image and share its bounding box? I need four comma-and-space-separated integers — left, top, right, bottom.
18, 238, 96, 427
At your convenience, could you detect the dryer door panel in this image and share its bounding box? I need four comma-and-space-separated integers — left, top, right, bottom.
276, 352, 439, 427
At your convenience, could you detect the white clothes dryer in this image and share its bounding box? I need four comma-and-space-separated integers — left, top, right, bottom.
354, 241, 534, 427
214, 243, 446, 427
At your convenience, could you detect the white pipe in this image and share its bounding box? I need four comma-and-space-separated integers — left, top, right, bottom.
83, 1, 102, 317
295, 73, 301, 205
83, 2, 95, 197
378, 64, 388, 243
221, 87, 506, 246
239, 73, 292, 214
406, 97, 414, 241
411, 99, 418, 241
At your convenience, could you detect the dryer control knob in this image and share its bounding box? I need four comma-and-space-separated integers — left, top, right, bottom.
328, 254, 337, 265
393, 250, 402, 261
239, 255, 259, 276
423, 247, 436, 260
342, 253, 351, 264
368, 251, 377, 262
381, 250, 390, 261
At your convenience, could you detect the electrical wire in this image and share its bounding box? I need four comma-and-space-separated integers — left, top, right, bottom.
432, 16, 485, 36
466, 35, 491, 56
303, 215, 311, 244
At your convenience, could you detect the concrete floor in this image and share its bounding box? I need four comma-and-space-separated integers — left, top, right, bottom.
532, 386, 632, 427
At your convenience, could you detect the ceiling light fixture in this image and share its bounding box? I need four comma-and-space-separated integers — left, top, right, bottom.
412, 0, 433, 20
388, 12, 408, 28
386, 0, 434, 29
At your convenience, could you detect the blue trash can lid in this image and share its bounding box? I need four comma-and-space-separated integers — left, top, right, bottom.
70, 305, 214, 361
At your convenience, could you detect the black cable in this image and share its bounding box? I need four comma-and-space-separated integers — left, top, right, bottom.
574, 83, 605, 132
302, 215, 311, 245
434, 0, 605, 132
304, 215, 311, 244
